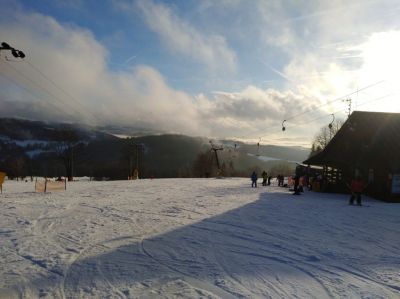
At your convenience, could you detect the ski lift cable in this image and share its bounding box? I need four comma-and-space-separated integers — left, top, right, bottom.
1, 58, 79, 112
1, 43, 92, 119
243, 91, 394, 145
232, 90, 392, 144
0, 63, 80, 118
1, 58, 95, 122
259, 110, 346, 138
355, 92, 396, 109
23, 59, 97, 123
282, 80, 385, 123
286, 92, 394, 128
283, 93, 395, 131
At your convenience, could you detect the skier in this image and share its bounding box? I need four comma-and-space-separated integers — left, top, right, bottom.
293, 175, 301, 195
268, 176, 272, 186
348, 176, 365, 206
261, 170, 268, 186
251, 171, 258, 188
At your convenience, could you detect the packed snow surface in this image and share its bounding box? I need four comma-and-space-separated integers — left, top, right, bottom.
1, 178, 400, 298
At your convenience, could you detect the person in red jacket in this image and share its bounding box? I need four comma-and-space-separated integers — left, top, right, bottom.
349, 176, 365, 206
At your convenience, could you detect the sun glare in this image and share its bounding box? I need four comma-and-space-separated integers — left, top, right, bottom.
356, 31, 400, 112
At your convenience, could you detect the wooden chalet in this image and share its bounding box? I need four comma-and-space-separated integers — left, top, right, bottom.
303, 111, 400, 202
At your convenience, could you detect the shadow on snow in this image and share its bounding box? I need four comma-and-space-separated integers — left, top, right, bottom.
12, 188, 400, 298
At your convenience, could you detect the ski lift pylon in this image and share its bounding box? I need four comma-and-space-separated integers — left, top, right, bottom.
256, 138, 261, 156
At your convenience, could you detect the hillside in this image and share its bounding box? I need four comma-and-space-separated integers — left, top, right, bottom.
1, 178, 398, 298
0, 118, 310, 179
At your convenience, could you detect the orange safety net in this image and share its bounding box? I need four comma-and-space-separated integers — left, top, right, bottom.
0, 172, 5, 193
35, 180, 65, 192
0, 172, 5, 185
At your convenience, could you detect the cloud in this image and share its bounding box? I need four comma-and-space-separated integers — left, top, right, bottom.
252, 0, 400, 115
0, 10, 203, 135
134, 0, 237, 73
193, 86, 325, 145
3, 4, 375, 147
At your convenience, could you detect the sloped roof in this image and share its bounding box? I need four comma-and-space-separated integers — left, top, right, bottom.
303, 111, 400, 169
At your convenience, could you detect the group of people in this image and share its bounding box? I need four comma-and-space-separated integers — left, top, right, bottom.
276, 174, 285, 186
250, 170, 367, 205
250, 170, 272, 188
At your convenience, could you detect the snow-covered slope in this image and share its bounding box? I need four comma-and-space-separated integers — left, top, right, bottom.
1, 178, 399, 298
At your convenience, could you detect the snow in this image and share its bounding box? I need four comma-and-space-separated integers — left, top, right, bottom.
0, 136, 50, 147
247, 153, 281, 162
246, 153, 300, 164
1, 178, 400, 298
26, 149, 52, 158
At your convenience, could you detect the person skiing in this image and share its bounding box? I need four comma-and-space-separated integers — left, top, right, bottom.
268, 175, 272, 186
293, 175, 301, 195
251, 171, 258, 188
261, 170, 268, 186
348, 176, 365, 205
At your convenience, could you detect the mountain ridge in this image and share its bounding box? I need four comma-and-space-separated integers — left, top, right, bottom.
0, 118, 310, 179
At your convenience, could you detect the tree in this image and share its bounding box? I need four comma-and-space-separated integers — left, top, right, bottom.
5, 156, 26, 180
53, 129, 80, 181
309, 120, 343, 157
122, 138, 138, 179
193, 150, 215, 177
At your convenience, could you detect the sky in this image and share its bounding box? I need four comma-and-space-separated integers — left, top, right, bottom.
1, 0, 400, 147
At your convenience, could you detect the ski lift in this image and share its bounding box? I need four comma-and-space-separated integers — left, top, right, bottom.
209, 140, 223, 171
256, 138, 261, 156
282, 120, 286, 131
328, 113, 335, 129
230, 143, 238, 158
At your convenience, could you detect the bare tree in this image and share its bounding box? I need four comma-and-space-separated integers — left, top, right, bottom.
269, 162, 294, 177
309, 120, 343, 157
53, 130, 80, 181
6, 156, 26, 180
193, 151, 215, 177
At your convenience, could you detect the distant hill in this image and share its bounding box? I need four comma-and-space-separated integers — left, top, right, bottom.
0, 118, 310, 179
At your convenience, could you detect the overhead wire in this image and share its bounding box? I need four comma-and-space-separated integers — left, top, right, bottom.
282, 80, 385, 123
258, 91, 395, 140
0, 64, 75, 118
0, 57, 97, 123
24, 59, 97, 123
355, 93, 396, 109
0, 58, 79, 118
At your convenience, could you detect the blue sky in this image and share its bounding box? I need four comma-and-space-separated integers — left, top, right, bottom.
1, 0, 400, 146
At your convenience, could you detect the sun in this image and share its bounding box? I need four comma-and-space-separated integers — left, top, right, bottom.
356, 31, 400, 112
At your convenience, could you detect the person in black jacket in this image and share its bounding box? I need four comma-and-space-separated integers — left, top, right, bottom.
251, 171, 258, 188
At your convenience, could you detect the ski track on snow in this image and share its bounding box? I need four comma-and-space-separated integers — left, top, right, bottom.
1, 179, 400, 298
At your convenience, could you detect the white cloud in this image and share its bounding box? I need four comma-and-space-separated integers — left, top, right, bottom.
0, 7, 332, 146
7, 3, 392, 147
135, 0, 237, 73
0, 10, 203, 136
253, 0, 400, 118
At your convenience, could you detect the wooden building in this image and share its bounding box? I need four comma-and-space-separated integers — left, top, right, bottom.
303, 111, 400, 202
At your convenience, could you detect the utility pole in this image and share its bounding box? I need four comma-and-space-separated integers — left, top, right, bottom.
210, 141, 223, 175
344, 98, 352, 117
134, 143, 144, 179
